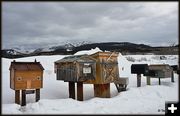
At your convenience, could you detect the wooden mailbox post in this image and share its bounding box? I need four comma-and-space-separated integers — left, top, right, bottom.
9, 60, 44, 106
131, 64, 148, 87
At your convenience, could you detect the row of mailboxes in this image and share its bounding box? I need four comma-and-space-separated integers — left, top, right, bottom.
10, 53, 177, 104
131, 64, 175, 87
131, 64, 174, 78
9, 52, 121, 104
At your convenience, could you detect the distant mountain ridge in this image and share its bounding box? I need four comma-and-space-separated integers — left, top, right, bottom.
2, 42, 178, 58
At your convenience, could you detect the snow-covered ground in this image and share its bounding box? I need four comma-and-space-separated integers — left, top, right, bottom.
2, 48, 179, 114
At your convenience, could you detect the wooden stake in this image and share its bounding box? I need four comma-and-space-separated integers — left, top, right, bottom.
137, 74, 141, 87
36, 89, 40, 102
21, 90, 26, 106
69, 82, 75, 99
15, 90, 20, 104
77, 82, 83, 101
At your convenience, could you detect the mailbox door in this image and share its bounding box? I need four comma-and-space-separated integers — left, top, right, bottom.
101, 61, 119, 83
64, 64, 76, 82
131, 64, 148, 74
78, 62, 96, 82
156, 71, 164, 78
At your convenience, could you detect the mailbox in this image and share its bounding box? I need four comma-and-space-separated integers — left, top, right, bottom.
9, 61, 44, 90
131, 64, 148, 74
54, 54, 96, 82
144, 70, 156, 77
170, 65, 178, 72
148, 64, 173, 78
9, 60, 44, 106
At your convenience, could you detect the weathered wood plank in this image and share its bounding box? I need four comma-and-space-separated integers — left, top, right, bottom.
21, 90, 26, 106
15, 90, 20, 104
36, 89, 40, 102
77, 82, 83, 101
69, 82, 75, 99
94, 83, 110, 98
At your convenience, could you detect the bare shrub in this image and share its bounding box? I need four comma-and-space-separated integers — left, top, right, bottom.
126, 56, 135, 62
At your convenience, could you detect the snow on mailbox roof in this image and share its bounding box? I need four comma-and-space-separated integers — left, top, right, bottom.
9, 61, 44, 71
55, 54, 96, 63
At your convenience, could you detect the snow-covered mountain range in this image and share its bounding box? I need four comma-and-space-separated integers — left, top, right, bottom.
2, 42, 178, 58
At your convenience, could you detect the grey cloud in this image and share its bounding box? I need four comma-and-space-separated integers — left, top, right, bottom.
2, 2, 178, 49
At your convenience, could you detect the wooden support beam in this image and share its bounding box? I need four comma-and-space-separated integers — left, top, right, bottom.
94, 83, 110, 98
36, 89, 40, 102
114, 84, 120, 92
146, 76, 151, 85
171, 71, 174, 82
21, 90, 26, 106
137, 74, 141, 87
69, 82, 75, 99
77, 82, 83, 101
15, 90, 20, 104
158, 78, 161, 85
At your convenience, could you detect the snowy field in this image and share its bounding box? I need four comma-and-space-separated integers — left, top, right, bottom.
2, 48, 179, 114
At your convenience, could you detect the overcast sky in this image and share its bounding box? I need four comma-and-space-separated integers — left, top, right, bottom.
2, 2, 178, 49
